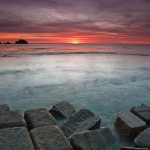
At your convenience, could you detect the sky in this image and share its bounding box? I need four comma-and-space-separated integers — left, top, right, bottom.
0, 0, 150, 44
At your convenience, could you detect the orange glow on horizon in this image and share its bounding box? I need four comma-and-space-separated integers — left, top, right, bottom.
0, 33, 150, 44
70, 39, 80, 44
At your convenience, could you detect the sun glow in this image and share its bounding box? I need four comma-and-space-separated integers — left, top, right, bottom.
70, 39, 80, 44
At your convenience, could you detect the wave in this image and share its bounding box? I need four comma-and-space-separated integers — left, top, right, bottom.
23, 51, 150, 57
0, 51, 150, 57
0, 54, 17, 57
0, 68, 46, 76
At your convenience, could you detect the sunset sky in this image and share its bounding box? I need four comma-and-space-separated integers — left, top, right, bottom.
0, 0, 150, 44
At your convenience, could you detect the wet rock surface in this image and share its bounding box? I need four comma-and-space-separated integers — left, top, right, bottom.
121, 147, 148, 150
0, 103, 149, 150
30, 125, 73, 150
0, 111, 26, 129
61, 109, 100, 138
50, 101, 75, 118
115, 111, 146, 138
24, 108, 57, 130
131, 104, 150, 125
134, 128, 150, 149
70, 128, 115, 150
0, 127, 34, 150
75, 116, 101, 133
0, 104, 9, 113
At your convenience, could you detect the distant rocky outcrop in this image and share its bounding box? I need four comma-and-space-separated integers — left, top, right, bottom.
15, 39, 28, 44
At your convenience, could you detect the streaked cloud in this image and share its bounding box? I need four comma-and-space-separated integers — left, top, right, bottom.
0, 0, 150, 43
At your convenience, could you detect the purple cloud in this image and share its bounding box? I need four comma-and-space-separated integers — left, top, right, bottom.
0, 0, 150, 42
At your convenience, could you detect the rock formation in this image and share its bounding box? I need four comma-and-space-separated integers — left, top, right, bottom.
15, 39, 28, 44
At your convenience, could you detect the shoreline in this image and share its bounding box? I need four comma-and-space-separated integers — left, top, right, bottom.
0, 102, 149, 150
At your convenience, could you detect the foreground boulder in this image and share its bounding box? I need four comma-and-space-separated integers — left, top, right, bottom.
115, 111, 146, 138
0, 127, 34, 150
121, 147, 148, 150
30, 125, 73, 150
70, 128, 115, 150
24, 108, 57, 130
50, 101, 75, 118
134, 128, 150, 149
0, 111, 26, 129
61, 109, 101, 138
0, 104, 9, 113
131, 104, 150, 125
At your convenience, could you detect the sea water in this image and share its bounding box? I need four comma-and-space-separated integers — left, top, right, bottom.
0, 43, 150, 149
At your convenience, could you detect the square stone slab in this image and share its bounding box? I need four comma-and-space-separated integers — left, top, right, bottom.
30, 125, 73, 150
61, 109, 100, 138
24, 108, 57, 130
0, 127, 34, 150
70, 128, 115, 150
0, 111, 26, 129
134, 128, 150, 149
131, 104, 150, 125
50, 101, 75, 118
115, 111, 146, 138
0, 104, 9, 113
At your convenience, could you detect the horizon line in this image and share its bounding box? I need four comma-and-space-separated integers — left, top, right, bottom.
1, 42, 150, 45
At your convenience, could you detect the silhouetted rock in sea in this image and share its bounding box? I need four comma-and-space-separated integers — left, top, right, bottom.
15, 39, 28, 44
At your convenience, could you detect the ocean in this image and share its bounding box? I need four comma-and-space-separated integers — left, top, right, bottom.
0, 43, 150, 149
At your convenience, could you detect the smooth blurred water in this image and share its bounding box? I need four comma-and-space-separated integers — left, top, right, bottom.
0, 44, 150, 149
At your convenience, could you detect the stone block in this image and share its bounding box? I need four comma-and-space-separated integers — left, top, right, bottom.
134, 128, 150, 149
131, 104, 150, 125
24, 108, 57, 130
115, 111, 146, 138
30, 125, 73, 150
61, 109, 100, 138
0, 111, 26, 129
0, 127, 34, 150
70, 128, 115, 150
50, 101, 75, 118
